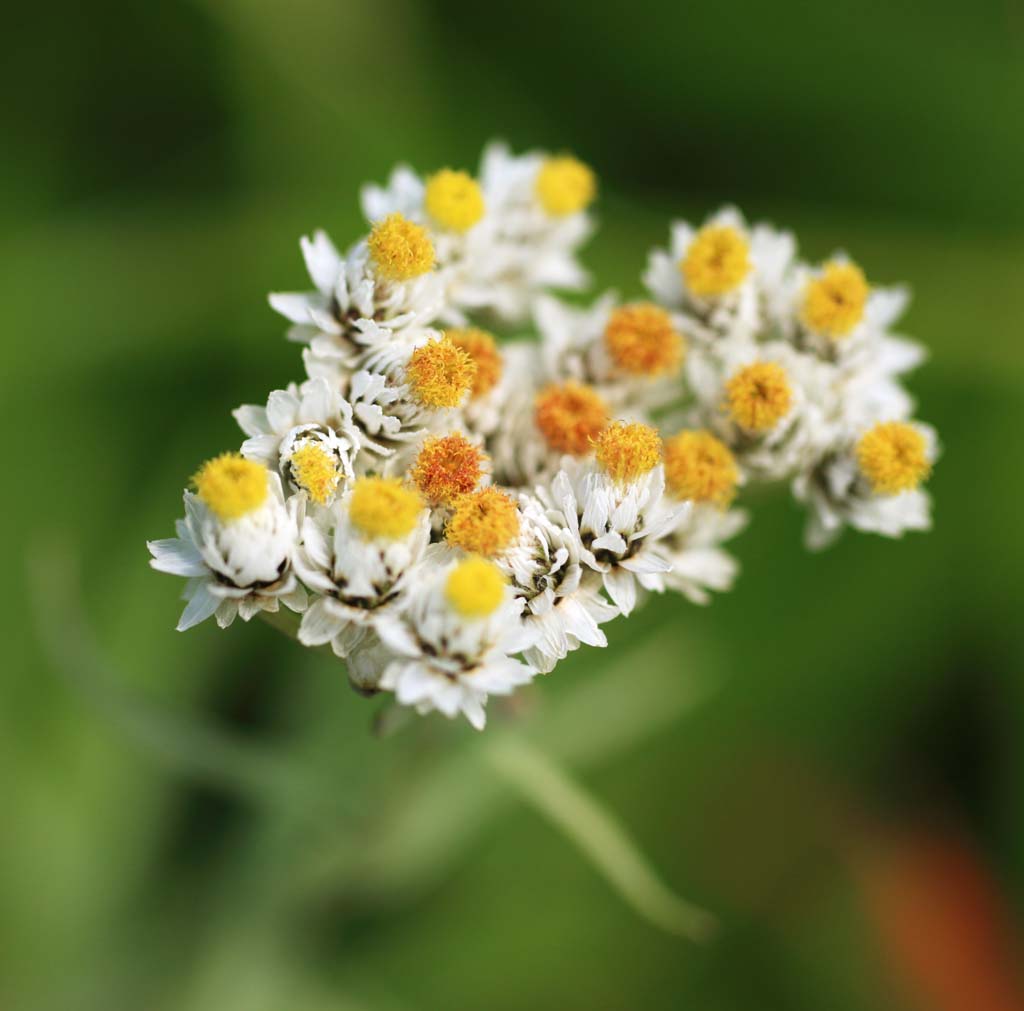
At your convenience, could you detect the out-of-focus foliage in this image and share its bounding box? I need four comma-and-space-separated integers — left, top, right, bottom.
2, 2, 1022, 1009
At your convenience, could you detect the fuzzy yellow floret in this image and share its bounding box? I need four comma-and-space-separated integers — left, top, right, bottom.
856, 422, 930, 495
412, 433, 487, 507
425, 169, 485, 233
681, 224, 751, 297
446, 327, 502, 398
801, 261, 869, 338
406, 337, 477, 408
367, 212, 435, 281
604, 302, 685, 377
193, 453, 268, 521
663, 430, 739, 507
289, 443, 340, 506
535, 155, 596, 216
445, 487, 520, 557
348, 477, 423, 540
534, 381, 609, 456
594, 421, 662, 484
724, 362, 793, 433
445, 556, 506, 618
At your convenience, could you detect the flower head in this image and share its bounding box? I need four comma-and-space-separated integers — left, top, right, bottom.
856, 421, 931, 495
445, 556, 507, 617
724, 362, 793, 433
348, 477, 424, 539
802, 261, 869, 338
446, 487, 521, 556
594, 422, 662, 484
425, 169, 485, 232
368, 212, 436, 281
604, 302, 685, 376
536, 155, 596, 216
411, 433, 487, 506
664, 430, 739, 507
682, 225, 751, 297
406, 336, 477, 408
192, 453, 268, 521
535, 381, 608, 455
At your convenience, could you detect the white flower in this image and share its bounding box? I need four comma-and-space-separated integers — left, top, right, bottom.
269, 230, 445, 368
542, 423, 686, 616
643, 205, 795, 346
233, 376, 363, 505
795, 420, 937, 550
148, 459, 306, 631
294, 477, 431, 657
376, 556, 538, 729
498, 492, 619, 673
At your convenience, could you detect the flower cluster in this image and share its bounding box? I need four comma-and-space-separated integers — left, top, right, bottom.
149, 142, 938, 729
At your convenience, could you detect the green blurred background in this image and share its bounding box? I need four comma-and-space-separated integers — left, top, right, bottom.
3, 1, 1024, 1008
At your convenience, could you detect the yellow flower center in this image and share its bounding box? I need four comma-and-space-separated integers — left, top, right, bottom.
289, 443, 341, 506
446, 327, 502, 398
724, 362, 793, 433
445, 487, 520, 557
801, 261, 870, 338
604, 302, 686, 377
412, 433, 488, 507
681, 224, 751, 297
405, 337, 477, 408
348, 477, 423, 539
594, 421, 662, 484
535, 155, 596, 216
856, 421, 930, 495
192, 453, 268, 521
367, 212, 436, 282
445, 556, 506, 618
424, 169, 485, 233
663, 430, 739, 507
534, 381, 609, 456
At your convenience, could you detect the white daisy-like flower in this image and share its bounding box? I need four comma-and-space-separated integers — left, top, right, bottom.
233, 376, 364, 507
499, 491, 619, 674
269, 221, 446, 369
544, 423, 686, 616
643, 205, 795, 346
443, 142, 595, 323
690, 340, 839, 482
660, 429, 748, 604
375, 555, 538, 730
795, 420, 937, 550
294, 477, 431, 658
148, 455, 306, 631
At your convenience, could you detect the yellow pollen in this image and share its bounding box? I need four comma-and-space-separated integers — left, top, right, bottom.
801, 260, 870, 338
594, 421, 662, 484
446, 327, 502, 398
604, 302, 686, 377
289, 443, 340, 506
348, 477, 423, 540
681, 224, 752, 297
445, 487, 520, 558
724, 362, 793, 433
663, 430, 740, 507
424, 169, 485, 233
856, 421, 931, 495
445, 556, 506, 618
412, 433, 488, 507
405, 337, 477, 408
535, 155, 597, 216
534, 381, 609, 456
192, 453, 268, 521
367, 212, 435, 282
